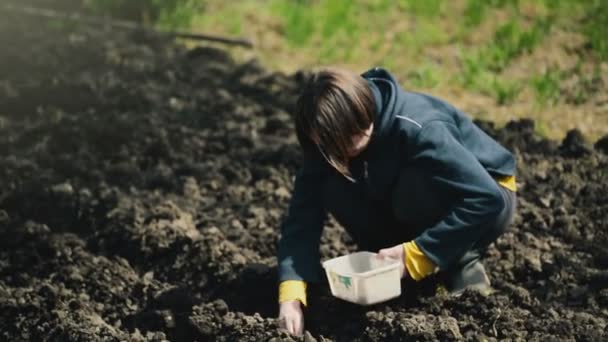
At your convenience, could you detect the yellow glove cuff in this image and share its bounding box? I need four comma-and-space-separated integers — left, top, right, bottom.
496, 175, 517, 192
404, 241, 437, 281
278, 280, 307, 306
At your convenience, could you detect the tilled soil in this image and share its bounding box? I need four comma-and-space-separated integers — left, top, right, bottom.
1, 11, 608, 342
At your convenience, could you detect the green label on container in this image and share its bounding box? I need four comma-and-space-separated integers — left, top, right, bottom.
337, 275, 352, 289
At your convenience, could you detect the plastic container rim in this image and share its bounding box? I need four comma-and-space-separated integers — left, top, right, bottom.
322, 251, 401, 278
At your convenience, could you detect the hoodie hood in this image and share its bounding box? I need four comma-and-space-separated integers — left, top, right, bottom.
359, 67, 400, 159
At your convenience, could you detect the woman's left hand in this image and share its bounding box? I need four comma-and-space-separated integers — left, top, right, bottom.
377, 244, 408, 278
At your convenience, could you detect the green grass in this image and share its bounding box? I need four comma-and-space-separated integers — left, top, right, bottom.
491, 78, 522, 105
320, 1, 356, 38
458, 53, 487, 89
456, 55, 523, 105
270, 0, 367, 59
85, 0, 199, 28
272, 1, 315, 46
535, 119, 551, 138
584, 0, 608, 60
85, 0, 608, 140
154, 0, 201, 29
564, 63, 603, 105
487, 18, 551, 71
457, 14, 553, 105
459, 16, 551, 87
542, 0, 607, 61
400, 0, 444, 17
463, 0, 488, 28
532, 68, 562, 105
406, 64, 441, 89
462, 0, 519, 29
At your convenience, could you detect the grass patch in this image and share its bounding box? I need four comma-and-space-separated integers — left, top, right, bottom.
458, 53, 488, 89
155, 0, 606, 140
400, 0, 444, 17
85, 0, 200, 27
534, 119, 551, 138
406, 64, 441, 89
463, 0, 488, 28
583, 0, 608, 60
457, 56, 521, 105
270, 0, 366, 59
487, 18, 551, 71
155, 0, 201, 29
462, 0, 518, 28
491, 78, 521, 105
564, 63, 603, 105
532, 68, 562, 105
272, 1, 316, 46
320, 1, 356, 38
458, 16, 551, 92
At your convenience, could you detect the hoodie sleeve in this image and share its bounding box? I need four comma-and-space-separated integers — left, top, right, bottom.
277, 154, 327, 282
410, 121, 505, 271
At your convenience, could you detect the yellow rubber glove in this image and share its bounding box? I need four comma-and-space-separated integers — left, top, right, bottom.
404, 241, 437, 281
278, 280, 307, 306
496, 175, 517, 192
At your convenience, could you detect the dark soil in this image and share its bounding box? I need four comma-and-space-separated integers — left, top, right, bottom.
1, 8, 608, 342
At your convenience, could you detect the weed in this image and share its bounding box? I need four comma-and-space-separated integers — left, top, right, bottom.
534, 119, 550, 138
459, 53, 485, 88
494, 0, 519, 8
407, 65, 440, 89
487, 18, 551, 71
321, 1, 356, 38
458, 50, 499, 93
584, 0, 608, 60
463, 0, 487, 28
565, 64, 604, 105
532, 68, 562, 105
491, 78, 521, 105
400, 0, 443, 17
85, 0, 199, 27
275, 1, 316, 46
155, 0, 201, 29
458, 16, 551, 91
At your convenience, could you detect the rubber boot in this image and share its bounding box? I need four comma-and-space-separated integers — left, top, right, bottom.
445, 260, 493, 296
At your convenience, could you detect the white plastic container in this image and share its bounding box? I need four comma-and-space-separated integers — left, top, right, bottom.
322, 251, 402, 305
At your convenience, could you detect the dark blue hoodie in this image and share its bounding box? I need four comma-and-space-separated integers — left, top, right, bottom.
277, 67, 516, 282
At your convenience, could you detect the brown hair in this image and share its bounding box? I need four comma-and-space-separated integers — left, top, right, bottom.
295, 68, 376, 179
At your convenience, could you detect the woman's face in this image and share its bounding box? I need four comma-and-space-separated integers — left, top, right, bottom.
347, 123, 374, 157
312, 122, 374, 160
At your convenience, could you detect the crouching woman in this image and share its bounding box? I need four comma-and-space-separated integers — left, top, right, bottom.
276, 67, 517, 336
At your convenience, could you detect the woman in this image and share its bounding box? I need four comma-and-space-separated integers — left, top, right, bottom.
276, 67, 517, 336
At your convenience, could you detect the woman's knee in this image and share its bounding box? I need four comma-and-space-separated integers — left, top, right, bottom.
474, 187, 516, 251
495, 187, 516, 236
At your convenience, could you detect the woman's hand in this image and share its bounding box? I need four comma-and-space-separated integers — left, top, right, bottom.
378, 244, 408, 278
278, 300, 304, 336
